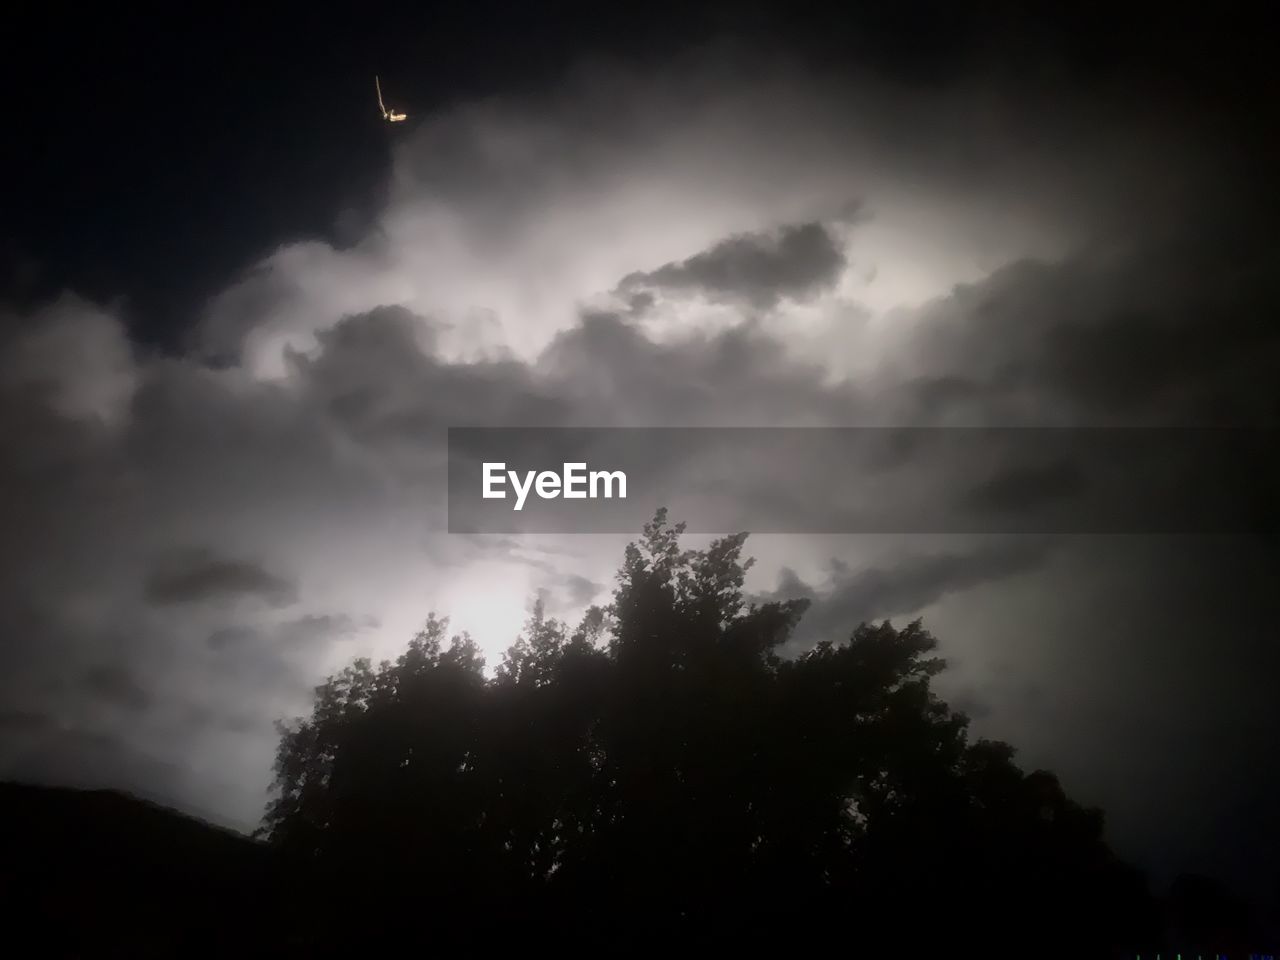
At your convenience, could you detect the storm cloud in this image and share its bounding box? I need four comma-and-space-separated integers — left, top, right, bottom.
617, 220, 848, 310
145, 549, 297, 608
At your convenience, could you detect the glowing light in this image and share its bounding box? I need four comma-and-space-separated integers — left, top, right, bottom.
376, 75, 407, 123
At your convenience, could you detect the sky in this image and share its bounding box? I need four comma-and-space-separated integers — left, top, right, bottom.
2, 0, 1277, 907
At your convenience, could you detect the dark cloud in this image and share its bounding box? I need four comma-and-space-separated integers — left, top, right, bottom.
206, 616, 370, 687
82, 664, 152, 713
277, 614, 366, 649
144, 548, 297, 608
964, 460, 1087, 515
564, 574, 603, 607
520, 574, 605, 622
893, 231, 1280, 426
623, 291, 655, 315
209, 614, 367, 653
758, 537, 1053, 651
617, 221, 847, 310
206, 626, 257, 653
293, 306, 570, 438
537, 310, 864, 427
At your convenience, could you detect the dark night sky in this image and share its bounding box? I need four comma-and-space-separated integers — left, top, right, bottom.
7, 3, 1273, 342
2, 0, 1278, 925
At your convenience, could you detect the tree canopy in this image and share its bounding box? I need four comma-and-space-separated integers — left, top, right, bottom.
262, 511, 1156, 952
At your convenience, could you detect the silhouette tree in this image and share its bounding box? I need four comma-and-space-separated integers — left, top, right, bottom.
262, 511, 1159, 953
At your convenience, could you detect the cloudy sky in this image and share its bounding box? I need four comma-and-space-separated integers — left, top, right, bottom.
4, 1, 1277, 905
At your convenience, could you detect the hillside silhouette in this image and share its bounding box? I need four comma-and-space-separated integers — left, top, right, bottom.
0, 781, 281, 954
